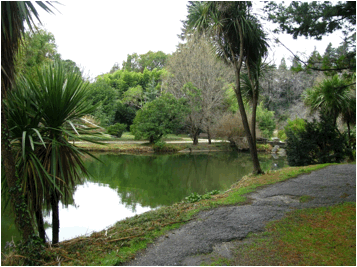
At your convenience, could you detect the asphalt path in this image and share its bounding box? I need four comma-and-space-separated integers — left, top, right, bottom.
127, 164, 356, 266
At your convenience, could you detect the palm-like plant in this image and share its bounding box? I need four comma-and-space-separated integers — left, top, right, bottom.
185, 1, 269, 174
303, 74, 356, 155
6, 61, 99, 244
342, 93, 356, 152
303, 74, 354, 125
1, 1, 56, 242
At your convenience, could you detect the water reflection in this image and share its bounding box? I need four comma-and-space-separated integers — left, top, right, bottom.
44, 182, 152, 242
2, 152, 286, 246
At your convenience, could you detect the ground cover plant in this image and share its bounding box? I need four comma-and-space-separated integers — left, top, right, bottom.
1, 163, 342, 266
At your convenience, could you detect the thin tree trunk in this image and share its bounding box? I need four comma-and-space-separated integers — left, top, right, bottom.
51, 192, 60, 244
233, 22, 263, 175
347, 120, 354, 161
193, 131, 199, 145
36, 208, 46, 243
246, 57, 258, 144
1, 102, 36, 241
251, 98, 257, 144
207, 127, 212, 144
149, 135, 155, 144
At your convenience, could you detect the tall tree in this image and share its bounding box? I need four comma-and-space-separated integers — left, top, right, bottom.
264, 1, 356, 74
165, 36, 232, 144
1, 1, 55, 242
122, 51, 168, 72
184, 1, 269, 174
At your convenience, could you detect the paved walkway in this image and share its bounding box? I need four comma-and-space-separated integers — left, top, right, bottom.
128, 164, 356, 266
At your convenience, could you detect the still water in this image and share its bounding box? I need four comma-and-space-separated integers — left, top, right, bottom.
2, 152, 286, 247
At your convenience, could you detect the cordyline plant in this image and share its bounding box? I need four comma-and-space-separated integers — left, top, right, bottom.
1, 1, 57, 245
4, 61, 101, 245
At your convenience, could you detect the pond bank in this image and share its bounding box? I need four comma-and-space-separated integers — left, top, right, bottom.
2, 163, 354, 266
75, 139, 273, 154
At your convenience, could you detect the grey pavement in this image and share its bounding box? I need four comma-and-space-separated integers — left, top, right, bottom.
127, 164, 356, 266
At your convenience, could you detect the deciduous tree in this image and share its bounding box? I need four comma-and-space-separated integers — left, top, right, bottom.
165, 36, 232, 144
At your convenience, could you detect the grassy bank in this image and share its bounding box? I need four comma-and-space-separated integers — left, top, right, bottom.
2, 163, 351, 266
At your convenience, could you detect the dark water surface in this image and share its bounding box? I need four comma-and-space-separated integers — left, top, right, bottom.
1, 152, 286, 246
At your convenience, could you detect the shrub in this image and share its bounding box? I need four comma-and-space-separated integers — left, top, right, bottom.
153, 141, 179, 153
277, 129, 287, 141
212, 113, 261, 150
184, 190, 220, 203
256, 102, 276, 139
285, 115, 348, 166
130, 94, 188, 143
107, 123, 127, 137
285, 118, 306, 133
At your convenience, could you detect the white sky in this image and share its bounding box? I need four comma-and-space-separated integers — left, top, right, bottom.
36, 1, 346, 80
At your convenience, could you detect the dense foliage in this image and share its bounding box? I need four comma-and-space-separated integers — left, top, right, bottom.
256, 102, 276, 139
121, 51, 168, 72
285, 115, 348, 166
107, 123, 127, 137
130, 94, 188, 143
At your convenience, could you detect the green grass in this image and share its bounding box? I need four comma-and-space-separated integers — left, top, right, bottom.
299, 195, 315, 203
221, 202, 356, 266
1, 163, 349, 266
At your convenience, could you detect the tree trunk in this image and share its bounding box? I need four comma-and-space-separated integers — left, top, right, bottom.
149, 135, 155, 144
246, 58, 258, 145
232, 22, 263, 175
1, 104, 36, 241
251, 96, 258, 144
207, 127, 212, 144
193, 132, 199, 145
347, 120, 354, 161
190, 125, 200, 145
36, 208, 46, 243
51, 192, 60, 244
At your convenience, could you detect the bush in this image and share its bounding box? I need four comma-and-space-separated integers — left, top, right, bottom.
277, 130, 287, 141
285, 118, 306, 133
184, 190, 220, 203
285, 115, 348, 166
130, 94, 188, 143
212, 113, 261, 150
256, 102, 276, 139
153, 141, 179, 153
107, 123, 127, 137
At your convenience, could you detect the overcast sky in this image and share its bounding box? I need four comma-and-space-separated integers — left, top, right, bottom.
36, 1, 346, 80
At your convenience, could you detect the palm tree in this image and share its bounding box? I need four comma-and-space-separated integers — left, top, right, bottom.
6, 61, 99, 244
1, 1, 55, 242
341, 93, 356, 156
303, 74, 356, 159
241, 59, 273, 144
303, 74, 354, 126
185, 1, 269, 174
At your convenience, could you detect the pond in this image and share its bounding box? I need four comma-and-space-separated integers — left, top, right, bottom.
1, 151, 286, 247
